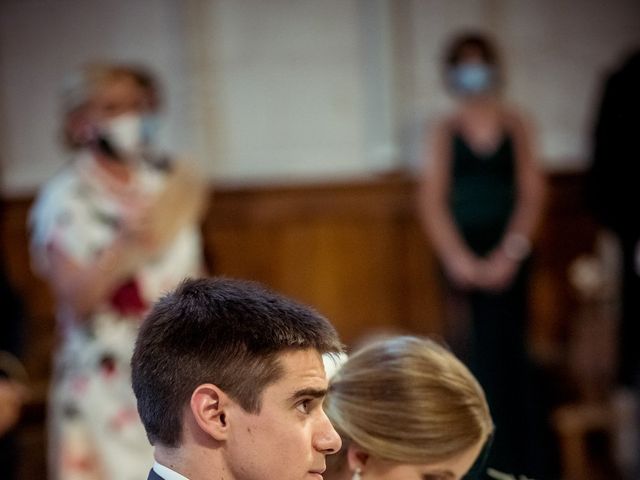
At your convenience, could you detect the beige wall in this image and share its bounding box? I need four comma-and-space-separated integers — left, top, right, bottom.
0, 0, 193, 194
1, 0, 639, 194
395, 0, 640, 171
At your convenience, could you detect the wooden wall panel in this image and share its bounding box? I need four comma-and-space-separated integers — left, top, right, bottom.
0, 172, 600, 382
529, 173, 599, 355
1, 172, 600, 381
0, 198, 55, 387
204, 176, 442, 344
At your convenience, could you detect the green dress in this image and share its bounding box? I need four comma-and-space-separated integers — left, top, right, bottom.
450, 131, 515, 255
449, 131, 538, 478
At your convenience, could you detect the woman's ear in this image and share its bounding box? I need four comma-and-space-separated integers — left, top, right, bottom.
190, 383, 229, 441
347, 443, 370, 472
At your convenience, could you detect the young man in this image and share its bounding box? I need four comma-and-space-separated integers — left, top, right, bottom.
131, 277, 343, 480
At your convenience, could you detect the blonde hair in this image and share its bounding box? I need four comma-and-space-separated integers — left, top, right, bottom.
325, 336, 493, 467
60, 62, 160, 149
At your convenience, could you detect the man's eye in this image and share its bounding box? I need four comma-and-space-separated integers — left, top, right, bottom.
296, 399, 312, 414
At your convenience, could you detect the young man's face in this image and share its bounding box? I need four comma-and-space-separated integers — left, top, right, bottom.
223, 348, 341, 480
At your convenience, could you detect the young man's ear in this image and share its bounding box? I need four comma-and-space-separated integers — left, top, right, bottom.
347, 443, 370, 472
190, 384, 230, 441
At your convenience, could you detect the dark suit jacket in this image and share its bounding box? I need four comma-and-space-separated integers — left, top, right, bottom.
148, 469, 164, 480
587, 49, 640, 237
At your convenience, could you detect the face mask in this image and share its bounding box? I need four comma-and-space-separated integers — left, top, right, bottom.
141, 115, 160, 146
99, 113, 157, 158
449, 63, 495, 96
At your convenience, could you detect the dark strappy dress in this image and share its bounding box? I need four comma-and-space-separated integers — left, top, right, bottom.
448, 130, 546, 478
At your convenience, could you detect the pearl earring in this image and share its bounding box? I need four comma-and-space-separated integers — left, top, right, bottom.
351, 467, 362, 480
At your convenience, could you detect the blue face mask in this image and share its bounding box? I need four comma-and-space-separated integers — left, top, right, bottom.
449, 63, 495, 96
141, 114, 160, 146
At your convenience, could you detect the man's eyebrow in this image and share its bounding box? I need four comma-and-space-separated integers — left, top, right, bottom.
288, 387, 328, 401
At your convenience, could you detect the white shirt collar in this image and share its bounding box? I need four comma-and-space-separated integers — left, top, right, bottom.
153, 461, 190, 480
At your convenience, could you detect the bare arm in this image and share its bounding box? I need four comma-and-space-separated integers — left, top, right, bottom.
479, 111, 546, 291
498, 111, 546, 256
137, 160, 209, 254
44, 235, 145, 320
44, 161, 209, 319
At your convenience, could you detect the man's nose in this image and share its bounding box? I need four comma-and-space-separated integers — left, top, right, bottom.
315, 411, 342, 454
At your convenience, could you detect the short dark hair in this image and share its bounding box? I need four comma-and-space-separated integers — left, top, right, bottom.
131, 277, 342, 447
443, 32, 500, 69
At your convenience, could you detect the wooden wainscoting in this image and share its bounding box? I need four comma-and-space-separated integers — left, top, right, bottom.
0, 170, 598, 479
202, 174, 444, 344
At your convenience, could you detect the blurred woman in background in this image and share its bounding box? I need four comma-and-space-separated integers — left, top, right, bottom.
29, 63, 206, 479
418, 32, 546, 477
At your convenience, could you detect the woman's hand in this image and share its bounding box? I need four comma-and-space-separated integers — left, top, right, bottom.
476, 250, 520, 292
119, 194, 158, 248
442, 249, 484, 290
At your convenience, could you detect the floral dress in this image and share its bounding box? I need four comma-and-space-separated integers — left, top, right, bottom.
30, 152, 204, 480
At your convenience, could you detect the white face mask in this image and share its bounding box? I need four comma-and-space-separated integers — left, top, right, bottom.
100, 113, 157, 158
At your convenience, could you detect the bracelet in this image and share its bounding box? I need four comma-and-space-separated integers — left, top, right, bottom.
501, 232, 531, 262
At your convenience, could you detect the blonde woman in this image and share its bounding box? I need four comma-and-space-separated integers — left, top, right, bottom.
324, 336, 493, 480
29, 63, 206, 479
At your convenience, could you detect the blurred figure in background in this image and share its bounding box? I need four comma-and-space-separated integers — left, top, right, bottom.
587, 47, 640, 479
29, 63, 207, 479
0, 258, 28, 480
418, 32, 546, 477
588, 48, 640, 389
324, 336, 494, 480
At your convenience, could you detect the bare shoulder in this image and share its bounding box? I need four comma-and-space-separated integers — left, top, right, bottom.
429, 112, 458, 138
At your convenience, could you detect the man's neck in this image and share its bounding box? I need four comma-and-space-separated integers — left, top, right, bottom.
155, 444, 228, 480
155, 446, 191, 478
154, 461, 189, 480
